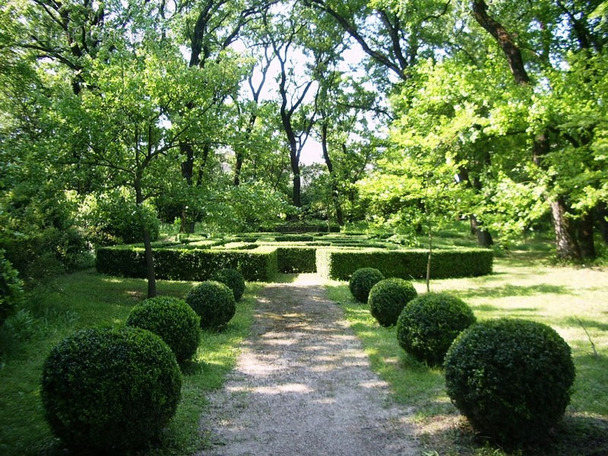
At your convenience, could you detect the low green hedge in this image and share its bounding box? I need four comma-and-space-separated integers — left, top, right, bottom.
96, 246, 278, 281
97, 245, 492, 282
316, 248, 493, 280
276, 247, 317, 273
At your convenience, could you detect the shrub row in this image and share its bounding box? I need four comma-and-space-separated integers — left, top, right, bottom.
97, 245, 493, 282
317, 248, 493, 280
276, 247, 317, 273
96, 246, 278, 281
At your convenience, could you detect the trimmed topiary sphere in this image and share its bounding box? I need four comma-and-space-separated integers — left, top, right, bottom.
397, 292, 476, 366
41, 326, 182, 454
211, 268, 246, 301
126, 296, 201, 365
444, 318, 575, 446
185, 280, 236, 330
349, 267, 385, 303
369, 278, 418, 327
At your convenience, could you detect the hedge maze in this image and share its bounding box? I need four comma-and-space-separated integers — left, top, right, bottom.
96, 233, 493, 281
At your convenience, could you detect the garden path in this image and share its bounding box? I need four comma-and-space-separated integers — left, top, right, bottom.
197, 273, 419, 456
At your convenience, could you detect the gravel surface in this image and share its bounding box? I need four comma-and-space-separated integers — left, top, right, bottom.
198, 274, 419, 456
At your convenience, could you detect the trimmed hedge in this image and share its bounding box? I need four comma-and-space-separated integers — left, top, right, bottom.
276, 247, 317, 273
211, 268, 246, 301
96, 246, 278, 281
316, 248, 493, 280
97, 244, 492, 282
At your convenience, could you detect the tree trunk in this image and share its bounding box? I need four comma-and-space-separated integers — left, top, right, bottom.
142, 225, 157, 298
597, 203, 608, 245
551, 198, 581, 261
470, 215, 494, 247
135, 181, 156, 298
577, 211, 596, 260
321, 123, 344, 226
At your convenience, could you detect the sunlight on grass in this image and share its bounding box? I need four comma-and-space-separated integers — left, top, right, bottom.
0, 272, 258, 456
327, 253, 608, 456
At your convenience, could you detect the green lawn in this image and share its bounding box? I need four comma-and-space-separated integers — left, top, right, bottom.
0, 271, 256, 455
1, 248, 606, 455
327, 252, 608, 455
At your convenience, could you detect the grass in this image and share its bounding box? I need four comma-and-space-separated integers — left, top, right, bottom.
0, 270, 256, 456
326, 251, 608, 456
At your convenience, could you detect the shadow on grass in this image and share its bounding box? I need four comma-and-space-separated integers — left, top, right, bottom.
563, 317, 608, 332
424, 413, 608, 456
458, 283, 571, 299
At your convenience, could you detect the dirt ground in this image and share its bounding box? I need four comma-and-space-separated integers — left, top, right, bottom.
197, 274, 419, 456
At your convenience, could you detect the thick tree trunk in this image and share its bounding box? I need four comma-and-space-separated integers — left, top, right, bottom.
470, 215, 494, 247
577, 211, 596, 260
597, 203, 608, 245
551, 198, 581, 261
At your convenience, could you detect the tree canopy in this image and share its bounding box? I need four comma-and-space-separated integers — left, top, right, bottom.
1, 0, 606, 293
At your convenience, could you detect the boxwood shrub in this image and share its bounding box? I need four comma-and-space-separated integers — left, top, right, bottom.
369, 278, 418, 327
444, 319, 576, 446
0, 250, 24, 326
349, 267, 385, 303
126, 296, 201, 365
41, 326, 182, 454
185, 281, 236, 330
210, 268, 246, 301
397, 293, 476, 366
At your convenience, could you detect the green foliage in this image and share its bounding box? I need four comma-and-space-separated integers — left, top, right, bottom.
276, 247, 318, 273
80, 191, 160, 246
210, 268, 246, 301
397, 293, 476, 366
444, 319, 576, 446
317, 248, 493, 280
96, 246, 279, 282
0, 250, 24, 326
126, 296, 201, 365
185, 281, 236, 330
349, 267, 385, 303
369, 278, 418, 327
41, 326, 182, 454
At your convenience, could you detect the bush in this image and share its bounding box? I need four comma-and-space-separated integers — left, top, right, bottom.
185, 281, 236, 330
81, 191, 160, 246
41, 326, 182, 453
0, 250, 24, 326
397, 293, 476, 365
349, 267, 385, 303
369, 278, 418, 327
210, 268, 246, 301
444, 319, 576, 446
126, 296, 201, 365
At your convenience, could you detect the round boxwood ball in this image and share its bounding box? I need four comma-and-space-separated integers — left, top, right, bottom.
41, 326, 182, 454
211, 268, 246, 301
186, 280, 236, 330
444, 318, 575, 446
396, 292, 476, 366
349, 267, 385, 303
127, 296, 201, 365
369, 278, 418, 327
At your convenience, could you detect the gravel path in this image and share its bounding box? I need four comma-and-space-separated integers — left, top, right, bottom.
197, 274, 419, 456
